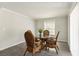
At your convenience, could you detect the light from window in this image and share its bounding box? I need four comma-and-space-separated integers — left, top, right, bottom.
44, 20, 55, 36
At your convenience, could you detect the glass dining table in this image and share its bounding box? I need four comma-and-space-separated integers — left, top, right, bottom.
36, 36, 56, 50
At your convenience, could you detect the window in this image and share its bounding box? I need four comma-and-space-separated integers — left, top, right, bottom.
44, 20, 55, 35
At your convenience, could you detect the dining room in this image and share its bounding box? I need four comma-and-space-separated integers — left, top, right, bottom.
0, 2, 77, 56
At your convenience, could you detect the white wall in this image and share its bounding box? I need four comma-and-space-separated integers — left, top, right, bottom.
34, 20, 44, 37
0, 8, 35, 50
35, 16, 68, 42
68, 16, 70, 47
69, 3, 79, 56
55, 16, 68, 42
68, 2, 77, 52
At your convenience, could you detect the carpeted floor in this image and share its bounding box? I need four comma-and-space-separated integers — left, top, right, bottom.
0, 42, 71, 56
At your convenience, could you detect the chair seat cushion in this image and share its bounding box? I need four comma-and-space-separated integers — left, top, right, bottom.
46, 39, 56, 44
46, 39, 57, 48
34, 41, 41, 47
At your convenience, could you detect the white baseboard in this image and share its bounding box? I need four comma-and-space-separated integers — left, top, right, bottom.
0, 41, 25, 51
58, 40, 68, 43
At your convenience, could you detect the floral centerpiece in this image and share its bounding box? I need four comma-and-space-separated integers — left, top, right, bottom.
38, 29, 43, 38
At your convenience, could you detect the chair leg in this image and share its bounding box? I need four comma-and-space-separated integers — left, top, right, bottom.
32, 52, 35, 56
55, 47, 58, 54
48, 48, 49, 51
45, 46, 48, 50
23, 48, 27, 56
57, 46, 59, 50
47, 47, 49, 51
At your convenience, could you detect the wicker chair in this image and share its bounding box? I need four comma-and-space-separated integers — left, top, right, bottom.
46, 32, 60, 54
24, 30, 41, 56
43, 30, 49, 38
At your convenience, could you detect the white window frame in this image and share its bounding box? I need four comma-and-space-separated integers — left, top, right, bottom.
44, 19, 55, 36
